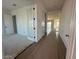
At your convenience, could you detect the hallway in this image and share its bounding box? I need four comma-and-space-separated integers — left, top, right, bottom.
15, 31, 66, 59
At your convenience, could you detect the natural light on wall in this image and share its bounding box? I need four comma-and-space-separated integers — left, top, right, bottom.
54, 19, 60, 32
47, 21, 52, 34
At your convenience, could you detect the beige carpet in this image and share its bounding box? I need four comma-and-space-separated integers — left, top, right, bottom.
15, 31, 66, 59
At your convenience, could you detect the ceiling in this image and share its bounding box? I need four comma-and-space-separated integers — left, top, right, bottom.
2, 0, 65, 11
2, 0, 34, 11
41, 0, 65, 11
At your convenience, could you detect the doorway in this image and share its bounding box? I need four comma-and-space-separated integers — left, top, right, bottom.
44, 13, 47, 35
12, 15, 17, 34
47, 21, 52, 34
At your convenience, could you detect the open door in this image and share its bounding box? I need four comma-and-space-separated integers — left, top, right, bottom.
44, 13, 47, 35
12, 15, 17, 34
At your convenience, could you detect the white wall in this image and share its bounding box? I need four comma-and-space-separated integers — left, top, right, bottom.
11, 5, 33, 36
3, 1, 47, 42
11, 7, 28, 36
3, 10, 14, 35
35, 0, 47, 41
59, 0, 75, 48
59, 0, 75, 59
11, 5, 38, 42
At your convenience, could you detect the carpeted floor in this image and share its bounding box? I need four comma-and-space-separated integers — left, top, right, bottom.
15, 31, 66, 59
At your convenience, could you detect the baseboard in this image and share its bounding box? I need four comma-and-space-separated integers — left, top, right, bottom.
58, 35, 67, 49
58, 34, 67, 59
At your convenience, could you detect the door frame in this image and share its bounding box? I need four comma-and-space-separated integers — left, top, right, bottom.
12, 15, 17, 34
44, 12, 47, 35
